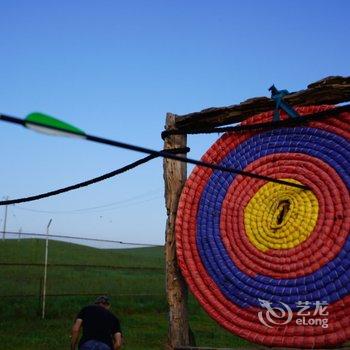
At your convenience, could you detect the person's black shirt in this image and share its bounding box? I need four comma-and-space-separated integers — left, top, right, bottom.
76, 304, 121, 349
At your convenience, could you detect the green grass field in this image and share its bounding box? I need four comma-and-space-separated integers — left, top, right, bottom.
0, 239, 251, 349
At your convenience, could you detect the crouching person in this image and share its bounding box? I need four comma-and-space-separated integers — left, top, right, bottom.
71, 296, 122, 350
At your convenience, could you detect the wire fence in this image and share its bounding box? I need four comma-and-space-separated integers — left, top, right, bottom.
0, 232, 166, 317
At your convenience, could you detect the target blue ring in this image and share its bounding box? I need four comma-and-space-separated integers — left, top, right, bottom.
196, 127, 350, 309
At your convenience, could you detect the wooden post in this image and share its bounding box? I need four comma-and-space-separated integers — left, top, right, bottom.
163, 113, 190, 349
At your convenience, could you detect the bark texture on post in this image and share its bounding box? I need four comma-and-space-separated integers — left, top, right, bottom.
163, 113, 190, 349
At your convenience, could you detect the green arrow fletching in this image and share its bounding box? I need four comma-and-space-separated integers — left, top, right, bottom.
25, 112, 86, 138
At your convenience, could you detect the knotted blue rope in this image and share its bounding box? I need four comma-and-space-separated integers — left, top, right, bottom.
269, 85, 300, 121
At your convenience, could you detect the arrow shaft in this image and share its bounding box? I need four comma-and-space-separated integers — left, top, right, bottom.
0, 113, 308, 190
0, 114, 26, 126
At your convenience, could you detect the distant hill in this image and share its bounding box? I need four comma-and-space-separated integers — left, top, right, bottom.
0, 238, 164, 268
0, 238, 165, 301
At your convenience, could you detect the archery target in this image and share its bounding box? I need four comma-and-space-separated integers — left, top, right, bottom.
176, 105, 350, 348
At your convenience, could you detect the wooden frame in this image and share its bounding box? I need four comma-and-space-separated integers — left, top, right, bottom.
163, 113, 190, 349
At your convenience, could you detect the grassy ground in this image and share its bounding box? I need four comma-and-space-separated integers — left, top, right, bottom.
0, 239, 251, 349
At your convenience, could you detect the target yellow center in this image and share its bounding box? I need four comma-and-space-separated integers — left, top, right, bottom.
244, 179, 319, 252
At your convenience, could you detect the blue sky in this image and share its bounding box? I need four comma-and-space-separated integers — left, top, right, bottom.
0, 0, 349, 245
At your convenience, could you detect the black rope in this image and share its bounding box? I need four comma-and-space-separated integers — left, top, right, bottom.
81, 137, 308, 190
0, 141, 308, 207
1, 112, 310, 199
161, 104, 350, 139
0, 147, 189, 206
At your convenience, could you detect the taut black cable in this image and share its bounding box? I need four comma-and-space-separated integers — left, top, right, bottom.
161, 104, 350, 139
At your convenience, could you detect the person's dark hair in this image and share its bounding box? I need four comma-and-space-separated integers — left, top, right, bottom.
94, 295, 110, 305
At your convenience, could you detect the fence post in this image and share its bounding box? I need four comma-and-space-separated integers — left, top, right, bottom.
42, 219, 52, 319
163, 113, 191, 349
2, 196, 9, 240
38, 277, 43, 316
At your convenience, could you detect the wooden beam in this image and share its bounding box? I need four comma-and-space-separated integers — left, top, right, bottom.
163, 113, 190, 349
174, 76, 350, 131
